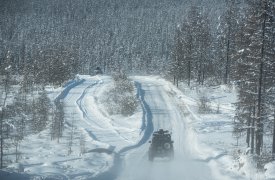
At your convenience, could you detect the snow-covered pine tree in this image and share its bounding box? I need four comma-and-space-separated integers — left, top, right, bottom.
215, 0, 241, 84
31, 89, 50, 133
196, 12, 211, 85
51, 101, 64, 142
234, 7, 259, 154
170, 26, 185, 87
234, 0, 275, 158
0, 51, 12, 168
171, 6, 212, 86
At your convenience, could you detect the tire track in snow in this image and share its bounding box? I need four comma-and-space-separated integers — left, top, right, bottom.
54, 79, 87, 128
92, 81, 154, 180
76, 81, 102, 131
76, 81, 104, 138
54, 79, 85, 105
76, 79, 129, 146
56, 78, 110, 144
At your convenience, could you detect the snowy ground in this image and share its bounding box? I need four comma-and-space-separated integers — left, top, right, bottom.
1, 75, 274, 180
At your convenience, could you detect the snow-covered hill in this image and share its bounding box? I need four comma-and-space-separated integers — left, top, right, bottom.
1, 75, 274, 180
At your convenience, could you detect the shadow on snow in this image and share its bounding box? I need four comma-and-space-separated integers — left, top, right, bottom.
92, 81, 154, 180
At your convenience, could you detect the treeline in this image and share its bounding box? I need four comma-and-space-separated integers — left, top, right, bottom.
0, 0, 225, 83
171, 0, 275, 167
170, 0, 241, 85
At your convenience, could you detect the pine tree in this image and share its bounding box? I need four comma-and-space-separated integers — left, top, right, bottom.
31, 89, 50, 133
234, 0, 275, 157
0, 51, 12, 168
170, 26, 185, 87
215, 0, 241, 84
51, 101, 64, 142
171, 6, 212, 86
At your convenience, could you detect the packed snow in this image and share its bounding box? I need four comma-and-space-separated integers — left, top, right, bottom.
1, 75, 274, 180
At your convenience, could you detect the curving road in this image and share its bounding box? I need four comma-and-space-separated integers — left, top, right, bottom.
62, 75, 237, 180
117, 77, 214, 180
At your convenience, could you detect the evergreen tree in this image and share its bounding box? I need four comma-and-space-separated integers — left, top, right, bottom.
214, 0, 241, 84
51, 101, 64, 142
31, 90, 50, 133
234, 0, 275, 157
0, 51, 12, 168
171, 6, 212, 86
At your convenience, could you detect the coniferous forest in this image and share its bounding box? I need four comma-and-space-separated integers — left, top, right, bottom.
0, 0, 275, 171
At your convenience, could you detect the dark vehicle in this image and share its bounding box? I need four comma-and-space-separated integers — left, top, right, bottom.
148, 129, 174, 161
94, 67, 103, 75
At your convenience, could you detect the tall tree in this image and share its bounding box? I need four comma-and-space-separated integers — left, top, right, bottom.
217, 0, 240, 84
234, 0, 275, 157
0, 51, 12, 168
171, 6, 212, 86
51, 101, 64, 142
31, 90, 51, 133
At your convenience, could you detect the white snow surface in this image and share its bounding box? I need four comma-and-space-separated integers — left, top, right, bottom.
1, 75, 273, 180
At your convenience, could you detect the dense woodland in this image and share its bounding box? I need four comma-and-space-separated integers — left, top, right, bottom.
0, 0, 275, 169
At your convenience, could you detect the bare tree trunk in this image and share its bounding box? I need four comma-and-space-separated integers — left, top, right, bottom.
68, 112, 75, 155
1, 71, 10, 168
256, 62, 264, 155
0, 109, 4, 169
246, 107, 252, 147
251, 105, 256, 154
188, 35, 192, 87
198, 58, 202, 84
202, 63, 205, 86
224, 38, 230, 84
188, 60, 191, 86
255, 1, 268, 155
272, 109, 275, 155
272, 0, 275, 156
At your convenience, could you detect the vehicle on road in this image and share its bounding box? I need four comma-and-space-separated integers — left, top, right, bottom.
148, 129, 174, 161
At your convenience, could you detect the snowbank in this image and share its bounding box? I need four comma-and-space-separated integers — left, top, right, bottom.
265, 161, 275, 179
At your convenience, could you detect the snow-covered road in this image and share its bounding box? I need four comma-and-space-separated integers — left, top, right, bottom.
117, 76, 214, 180
62, 75, 227, 180
61, 75, 215, 179
59, 76, 248, 180
60, 75, 246, 180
